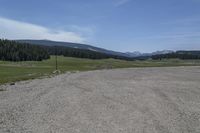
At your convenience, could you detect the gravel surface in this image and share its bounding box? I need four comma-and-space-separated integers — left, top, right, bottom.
0, 66, 200, 133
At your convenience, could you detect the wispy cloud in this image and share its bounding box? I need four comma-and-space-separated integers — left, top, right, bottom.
114, 0, 131, 7
68, 25, 95, 37
161, 17, 200, 26
143, 32, 200, 40
0, 17, 87, 43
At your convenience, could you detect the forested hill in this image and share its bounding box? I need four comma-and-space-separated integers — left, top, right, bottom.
0, 39, 50, 61
0, 39, 133, 61
17, 40, 129, 57
152, 51, 200, 60
2, 39, 199, 62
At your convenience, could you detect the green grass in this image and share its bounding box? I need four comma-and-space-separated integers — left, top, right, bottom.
0, 56, 200, 84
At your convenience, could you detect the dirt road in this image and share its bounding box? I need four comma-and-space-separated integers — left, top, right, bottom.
0, 67, 200, 133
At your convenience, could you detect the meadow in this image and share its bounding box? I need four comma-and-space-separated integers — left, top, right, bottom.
0, 56, 200, 84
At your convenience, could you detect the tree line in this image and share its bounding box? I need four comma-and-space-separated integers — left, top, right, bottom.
151, 51, 200, 60
45, 46, 133, 60
0, 39, 133, 61
0, 39, 50, 61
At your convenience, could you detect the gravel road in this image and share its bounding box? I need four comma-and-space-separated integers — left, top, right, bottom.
0, 67, 200, 133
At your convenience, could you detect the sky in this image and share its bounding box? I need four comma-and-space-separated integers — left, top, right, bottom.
0, 0, 200, 52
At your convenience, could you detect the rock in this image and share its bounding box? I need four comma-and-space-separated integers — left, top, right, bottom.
10, 82, 15, 86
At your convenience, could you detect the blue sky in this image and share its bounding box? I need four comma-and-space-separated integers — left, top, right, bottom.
0, 0, 200, 52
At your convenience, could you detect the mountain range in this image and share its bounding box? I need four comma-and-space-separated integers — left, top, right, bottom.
16, 40, 173, 58
126, 50, 174, 57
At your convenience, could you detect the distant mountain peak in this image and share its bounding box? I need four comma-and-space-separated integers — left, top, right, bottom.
125, 51, 142, 57
125, 50, 174, 57
152, 50, 174, 55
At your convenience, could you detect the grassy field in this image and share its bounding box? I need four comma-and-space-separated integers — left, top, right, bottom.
0, 56, 200, 84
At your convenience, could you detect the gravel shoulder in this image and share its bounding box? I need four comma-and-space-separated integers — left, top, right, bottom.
0, 66, 200, 133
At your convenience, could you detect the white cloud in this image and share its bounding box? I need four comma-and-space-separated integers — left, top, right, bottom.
0, 17, 86, 43
114, 0, 131, 7
69, 25, 95, 36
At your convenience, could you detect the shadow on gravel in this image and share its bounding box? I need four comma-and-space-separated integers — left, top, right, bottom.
0, 88, 5, 91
